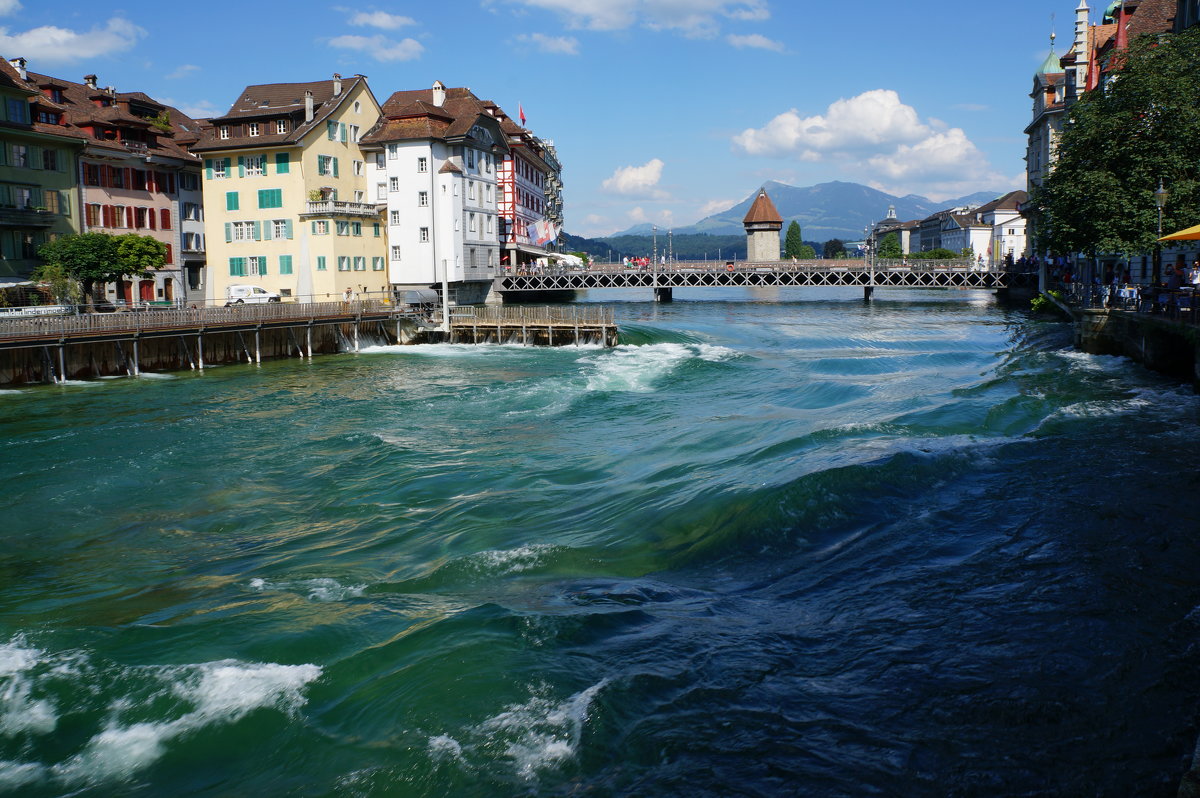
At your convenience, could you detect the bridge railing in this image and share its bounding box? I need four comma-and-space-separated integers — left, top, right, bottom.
0, 300, 419, 342
1063, 282, 1200, 325
446, 305, 614, 325
556, 258, 989, 275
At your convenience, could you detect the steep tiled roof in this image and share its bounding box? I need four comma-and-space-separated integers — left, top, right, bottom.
1128, 0, 1176, 37
973, 190, 1029, 215
11, 65, 197, 159
191, 76, 370, 153
743, 189, 783, 226
362, 85, 508, 147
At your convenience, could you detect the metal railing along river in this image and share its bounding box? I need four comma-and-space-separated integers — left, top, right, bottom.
444, 305, 615, 325
1062, 283, 1200, 326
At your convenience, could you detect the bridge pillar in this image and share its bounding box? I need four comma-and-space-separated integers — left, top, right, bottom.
654, 287, 673, 303
863, 286, 874, 302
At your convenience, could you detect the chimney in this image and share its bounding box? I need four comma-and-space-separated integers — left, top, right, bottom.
431, 80, 446, 108
332, 73, 342, 97
305, 90, 314, 122
84, 74, 97, 90
8, 57, 26, 81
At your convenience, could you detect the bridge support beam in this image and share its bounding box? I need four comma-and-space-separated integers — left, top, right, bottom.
654, 287, 673, 303
863, 286, 874, 302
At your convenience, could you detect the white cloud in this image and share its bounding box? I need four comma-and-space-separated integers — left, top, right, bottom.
166, 64, 200, 80
0, 0, 21, 16
698, 198, 735, 216
726, 33, 783, 52
502, 0, 771, 37
349, 11, 416, 29
953, 103, 989, 112
176, 100, 221, 119
733, 89, 1011, 200
515, 32, 580, 54
602, 158, 669, 199
0, 17, 144, 64
328, 34, 424, 62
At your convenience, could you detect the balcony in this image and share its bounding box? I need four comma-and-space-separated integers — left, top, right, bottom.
0, 206, 56, 228
300, 200, 383, 219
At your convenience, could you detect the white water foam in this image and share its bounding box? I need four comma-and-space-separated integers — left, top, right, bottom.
249, 576, 367, 602
465, 544, 561, 576
0, 636, 322, 789
582, 343, 732, 393
477, 680, 607, 780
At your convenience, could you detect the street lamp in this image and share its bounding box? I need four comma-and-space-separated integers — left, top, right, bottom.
1154, 178, 1168, 285
652, 225, 658, 266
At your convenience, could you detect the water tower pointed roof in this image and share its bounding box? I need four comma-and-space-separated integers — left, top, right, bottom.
743, 188, 783, 226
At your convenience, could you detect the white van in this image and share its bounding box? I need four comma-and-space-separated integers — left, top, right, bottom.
225, 284, 281, 305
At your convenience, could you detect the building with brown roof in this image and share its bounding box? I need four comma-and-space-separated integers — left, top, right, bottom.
359, 81, 511, 296
191, 74, 385, 303
743, 188, 783, 261
0, 57, 85, 283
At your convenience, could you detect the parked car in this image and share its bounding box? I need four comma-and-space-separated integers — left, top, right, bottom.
225, 284, 281, 305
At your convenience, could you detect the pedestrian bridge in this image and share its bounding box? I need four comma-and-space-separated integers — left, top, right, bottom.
496, 258, 1035, 301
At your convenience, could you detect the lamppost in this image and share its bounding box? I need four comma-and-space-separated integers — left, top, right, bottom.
1154, 178, 1168, 285
668, 229, 673, 267
652, 225, 658, 267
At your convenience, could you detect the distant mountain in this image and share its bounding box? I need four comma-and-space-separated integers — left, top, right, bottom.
612, 180, 1007, 242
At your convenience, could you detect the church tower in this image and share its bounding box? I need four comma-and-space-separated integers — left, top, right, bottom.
743, 188, 784, 262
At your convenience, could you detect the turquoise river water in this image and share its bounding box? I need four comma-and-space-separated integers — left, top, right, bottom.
2, 286, 1200, 797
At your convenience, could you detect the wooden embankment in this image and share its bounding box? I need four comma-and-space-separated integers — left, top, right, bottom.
437, 306, 618, 347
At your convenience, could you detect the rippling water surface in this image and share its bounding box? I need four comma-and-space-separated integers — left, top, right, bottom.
3, 287, 1200, 797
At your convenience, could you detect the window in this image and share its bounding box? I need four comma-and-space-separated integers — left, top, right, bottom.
40, 150, 58, 171
279, 255, 293, 274
337, 256, 350, 271
372, 256, 384, 271
417, 156, 428, 173
311, 220, 329, 235
248, 255, 265, 276
418, 191, 428, 207
316, 256, 327, 271
354, 190, 364, 203
353, 256, 366, 271
336, 220, 349, 236
390, 210, 400, 225
373, 223, 380, 237
351, 222, 361, 236
272, 219, 289, 239
244, 155, 264, 176
258, 189, 282, 209
390, 177, 399, 192
354, 101, 361, 113
219, 126, 229, 139
36, 111, 60, 125
276, 119, 287, 134
353, 159, 363, 176
86, 203, 101, 227
349, 125, 359, 142
466, 149, 475, 169
11, 144, 27, 168
469, 213, 476, 233
183, 202, 201, 221
487, 215, 493, 234
180, 172, 198, 190
375, 152, 385, 168
376, 183, 387, 200
419, 227, 429, 242
327, 121, 337, 141
226, 191, 239, 211
5, 98, 27, 124
212, 159, 228, 180
229, 257, 246, 276
231, 221, 255, 240
391, 245, 401, 260
387, 144, 398, 160
248, 122, 260, 137
317, 155, 338, 176
468, 181, 476, 200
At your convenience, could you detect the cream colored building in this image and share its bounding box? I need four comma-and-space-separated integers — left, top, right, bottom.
193, 74, 386, 303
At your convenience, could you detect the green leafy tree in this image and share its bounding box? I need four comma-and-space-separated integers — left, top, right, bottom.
877, 232, 902, 259
31, 261, 82, 305
797, 244, 817, 259
36, 233, 160, 309
784, 221, 805, 259
823, 239, 846, 259
1035, 25, 1200, 270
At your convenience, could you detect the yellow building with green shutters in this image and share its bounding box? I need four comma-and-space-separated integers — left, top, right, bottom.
193, 74, 387, 304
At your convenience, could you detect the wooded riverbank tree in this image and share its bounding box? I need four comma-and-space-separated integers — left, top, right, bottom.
1034, 26, 1200, 258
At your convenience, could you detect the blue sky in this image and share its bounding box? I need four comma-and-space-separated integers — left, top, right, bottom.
1, 0, 1072, 236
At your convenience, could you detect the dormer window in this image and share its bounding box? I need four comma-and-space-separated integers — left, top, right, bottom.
219, 125, 229, 139
248, 122, 259, 137
276, 119, 287, 134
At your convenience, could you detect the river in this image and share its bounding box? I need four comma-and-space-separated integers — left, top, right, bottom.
2, 286, 1199, 797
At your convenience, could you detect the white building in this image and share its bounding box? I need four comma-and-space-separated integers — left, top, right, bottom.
361, 82, 510, 302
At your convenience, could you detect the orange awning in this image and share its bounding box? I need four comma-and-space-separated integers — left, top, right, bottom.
1159, 224, 1200, 241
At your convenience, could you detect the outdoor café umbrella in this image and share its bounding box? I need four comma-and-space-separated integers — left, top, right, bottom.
1159, 223, 1200, 241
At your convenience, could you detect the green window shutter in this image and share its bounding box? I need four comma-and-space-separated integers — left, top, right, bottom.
327, 121, 336, 140
332, 157, 339, 177
205, 159, 213, 180
237, 156, 245, 178
263, 220, 273, 241
280, 255, 293, 275
224, 222, 232, 242
226, 191, 238, 211
373, 223, 380, 237
317, 256, 326, 271
311, 221, 318, 234
252, 221, 261, 240
229, 257, 244, 276
257, 189, 267, 208
272, 189, 282, 207
276, 153, 289, 174
285, 219, 293, 239
223, 158, 232, 176
340, 123, 346, 143
259, 257, 268, 276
